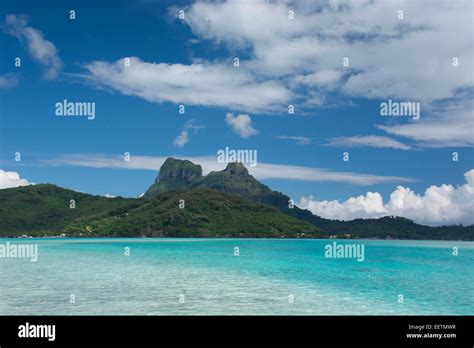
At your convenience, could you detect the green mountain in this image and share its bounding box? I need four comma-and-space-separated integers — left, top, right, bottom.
145, 159, 289, 207
0, 176, 320, 238
64, 187, 321, 238
142, 158, 474, 240
0, 157, 472, 240
0, 184, 139, 236
285, 208, 474, 240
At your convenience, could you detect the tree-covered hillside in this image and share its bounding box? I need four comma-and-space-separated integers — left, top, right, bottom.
1, 158, 472, 240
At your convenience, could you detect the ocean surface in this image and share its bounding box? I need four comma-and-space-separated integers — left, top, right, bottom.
0, 238, 472, 315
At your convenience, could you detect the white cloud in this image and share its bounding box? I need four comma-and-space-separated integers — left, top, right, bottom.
250, 162, 413, 185
300, 192, 387, 220
178, 0, 473, 145
293, 70, 342, 88
4, 14, 63, 79
184, 119, 206, 132
0, 74, 18, 89
103, 193, 116, 198
173, 131, 189, 148
326, 135, 411, 150
377, 95, 474, 147
173, 119, 206, 148
299, 169, 474, 225
75, 1, 472, 145
182, 0, 472, 101
84, 57, 292, 113
276, 135, 312, 145
41, 154, 415, 185
0, 169, 31, 189
225, 112, 259, 138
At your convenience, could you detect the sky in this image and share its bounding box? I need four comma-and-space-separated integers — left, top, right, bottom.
0, 0, 473, 226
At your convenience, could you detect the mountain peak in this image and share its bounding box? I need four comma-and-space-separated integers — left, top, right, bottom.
144, 158, 202, 197
158, 158, 202, 183
223, 162, 249, 176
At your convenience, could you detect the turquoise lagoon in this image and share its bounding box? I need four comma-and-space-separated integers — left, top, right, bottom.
0, 238, 472, 315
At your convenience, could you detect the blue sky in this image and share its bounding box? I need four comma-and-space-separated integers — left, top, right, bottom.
1, 0, 473, 225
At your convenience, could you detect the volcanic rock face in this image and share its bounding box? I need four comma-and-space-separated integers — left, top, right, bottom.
157, 158, 202, 183
144, 158, 202, 197
145, 158, 291, 209
222, 162, 249, 176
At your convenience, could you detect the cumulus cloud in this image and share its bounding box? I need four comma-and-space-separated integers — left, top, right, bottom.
300, 192, 387, 220
3, 14, 63, 79
0, 169, 31, 189
173, 119, 206, 148
299, 169, 474, 225
276, 135, 312, 145
326, 135, 411, 150
182, 0, 472, 101
293, 70, 343, 88
225, 112, 259, 138
0, 74, 18, 89
75, 1, 472, 147
84, 57, 291, 113
177, 0, 473, 146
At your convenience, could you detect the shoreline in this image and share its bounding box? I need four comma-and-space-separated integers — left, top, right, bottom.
1, 236, 472, 242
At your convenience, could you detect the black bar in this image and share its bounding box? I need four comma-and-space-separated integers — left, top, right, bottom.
0, 316, 472, 346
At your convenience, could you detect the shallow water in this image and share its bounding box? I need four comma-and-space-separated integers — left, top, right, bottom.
0, 238, 472, 315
